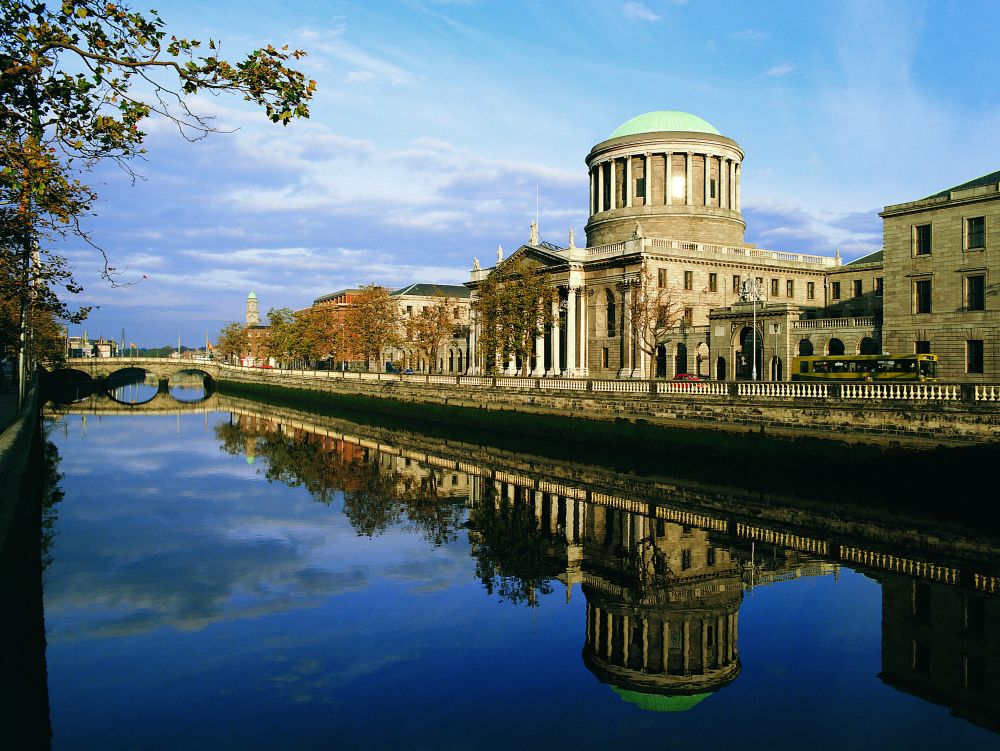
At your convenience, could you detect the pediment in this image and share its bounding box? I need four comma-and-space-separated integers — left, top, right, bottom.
498, 243, 569, 271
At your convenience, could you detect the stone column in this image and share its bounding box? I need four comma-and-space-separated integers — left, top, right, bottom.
704, 153, 711, 206
720, 158, 728, 209
467, 314, 477, 374
662, 621, 670, 674
644, 153, 652, 205
734, 162, 741, 211
597, 162, 605, 213
547, 293, 561, 376
622, 614, 630, 666
566, 286, 577, 376
505, 352, 516, 376
531, 326, 545, 376
609, 158, 617, 211
685, 152, 693, 206
682, 620, 691, 674
581, 287, 590, 375
625, 156, 633, 208
590, 167, 596, 215
565, 498, 576, 542
664, 152, 672, 206
618, 285, 631, 378
701, 621, 708, 673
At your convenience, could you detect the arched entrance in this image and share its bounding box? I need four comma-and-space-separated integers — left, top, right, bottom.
858, 337, 878, 355
655, 345, 667, 378
675, 343, 688, 376
716, 357, 727, 380
770, 356, 783, 382
736, 327, 763, 380
798, 339, 814, 356
828, 338, 845, 356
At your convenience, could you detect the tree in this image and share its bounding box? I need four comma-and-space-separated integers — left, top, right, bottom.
343, 285, 400, 369
471, 258, 556, 375
215, 321, 248, 363
404, 294, 460, 374
296, 305, 344, 364
2, 0, 316, 402
627, 261, 685, 379
262, 306, 303, 367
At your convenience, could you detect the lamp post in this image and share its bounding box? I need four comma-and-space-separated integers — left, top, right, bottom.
739, 277, 764, 381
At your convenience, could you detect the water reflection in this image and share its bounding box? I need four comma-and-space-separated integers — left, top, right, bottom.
40, 397, 1000, 747
167, 370, 210, 402
105, 368, 159, 404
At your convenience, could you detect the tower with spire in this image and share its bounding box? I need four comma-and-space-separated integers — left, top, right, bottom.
246, 290, 259, 327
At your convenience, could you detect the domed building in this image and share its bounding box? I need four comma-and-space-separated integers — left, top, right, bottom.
465, 108, 896, 382
585, 110, 746, 247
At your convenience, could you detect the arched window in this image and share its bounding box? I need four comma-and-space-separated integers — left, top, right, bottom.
828, 338, 845, 356
675, 343, 688, 376
458, 350, 464, 373
655, 345, 667, 378
605, 289, 617, 337
858, 337, 878, 355
771, 356, 783, 381
798, 339, 814, 356
716, 357, 727, 380
448, 349, 455, 372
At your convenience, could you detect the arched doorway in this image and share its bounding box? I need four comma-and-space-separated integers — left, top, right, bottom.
716, 356, 727, 380
736, 326, 763, 380
770, 356, 783, 381
697, 343, 709, 377
675, 343, 688, 376
859, 337, 878, 355
828, 338, 845, 356
458, 351, 464, 373
798, 339, 814, 356
449, 349, 454, 372
655, 345, 667, 378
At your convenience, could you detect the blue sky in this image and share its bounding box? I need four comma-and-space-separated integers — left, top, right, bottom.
60, 0, 1000, 346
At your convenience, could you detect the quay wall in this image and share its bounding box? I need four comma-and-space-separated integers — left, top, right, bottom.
214, 365, 1000, 447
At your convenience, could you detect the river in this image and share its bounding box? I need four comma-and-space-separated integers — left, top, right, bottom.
35, 392, 1000, 750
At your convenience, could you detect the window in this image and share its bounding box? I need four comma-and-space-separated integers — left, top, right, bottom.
967, 216, 986, 249
636, 177, 645, 201
913, 581, 931, 620
684, 270, 693, 290
606, 289, 616, 336
914, 224, 932, 255
807, 281, 815, 300
875, 277, 884, 296
915, 340, 931, 354
710, 178, 717, 199
709, 273, 717, 292
732, 275, 741, 293
967, 340, 984, 373
832, 281, 841, 300
658, 268, 668, 288
681, 549, 692, 570
683, 307, 693, 325
406, 305, 413, 315
914, 279, 932, 314
706, 547, 716, 566
770, 278, 779, 297
966, 274, 985, 311
755, 277, 763, 288
786, 280, 794, 298
602, 347, 610, 368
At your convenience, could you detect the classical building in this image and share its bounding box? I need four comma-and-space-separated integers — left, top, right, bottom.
386, 283, 471, 374
880, 171, 999, 381
466, 110, 996, 382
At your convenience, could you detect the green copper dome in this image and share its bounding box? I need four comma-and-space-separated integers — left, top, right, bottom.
609, 110, 720, 138
248, 290, 258, 300
610, 686, 712, 712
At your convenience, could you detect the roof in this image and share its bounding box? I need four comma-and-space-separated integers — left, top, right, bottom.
846, 249, 883, 265
390, 283, 471, 299
610, 687, 712, 713
610, 110, 721, 139
247, 290, 257, 300
313, 288, 364, 305
928, 170, 1000, 198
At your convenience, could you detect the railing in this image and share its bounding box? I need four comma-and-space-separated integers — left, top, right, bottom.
213, 363, 998, 405
793, 316, 878, 330
645, 237, 837, 267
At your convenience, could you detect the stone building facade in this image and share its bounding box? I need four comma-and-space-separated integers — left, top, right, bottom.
880, 172, 999, 381
466, 110, 997, 382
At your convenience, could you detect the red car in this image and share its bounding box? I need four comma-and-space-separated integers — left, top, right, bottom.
673, 373, 700, 381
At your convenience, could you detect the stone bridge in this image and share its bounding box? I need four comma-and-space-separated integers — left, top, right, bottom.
55, 357, 220, 381
45, 390, 222, 415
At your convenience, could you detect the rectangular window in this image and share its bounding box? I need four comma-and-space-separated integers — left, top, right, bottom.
786, 279, 794, 298
732, 275, 741, 293
914, 279, 932, 314
967, 216, 986, 249
914, 224, 932, 255
770, 278, 779, 297
807, 281, 815, 300
683, 307, 693, 325
681, 549, 692, 570
658, 268, 668, 288
684, 270, 693, 290
915, 340, 931, 354
602, 347, 609, 368
967, 340, 984, 373
875, 277, 884, 296
636, 177, 645, 202
709, 273, 717, 292
966, 274, 985, 311
832, 281, 841, 300
853, 279, 863, 298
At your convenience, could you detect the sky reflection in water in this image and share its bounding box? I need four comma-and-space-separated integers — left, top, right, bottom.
42, 411, 999, 750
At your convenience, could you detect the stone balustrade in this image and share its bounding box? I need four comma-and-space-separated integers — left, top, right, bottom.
793, 316, 878, 330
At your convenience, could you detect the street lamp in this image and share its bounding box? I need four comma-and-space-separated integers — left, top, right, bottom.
739, 277, 764, 381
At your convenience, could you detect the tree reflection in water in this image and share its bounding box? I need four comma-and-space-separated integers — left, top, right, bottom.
214, 417, 466, 546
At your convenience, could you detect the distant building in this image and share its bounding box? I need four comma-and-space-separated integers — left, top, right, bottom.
244, 290, 270, 366
386, 283, 471, 373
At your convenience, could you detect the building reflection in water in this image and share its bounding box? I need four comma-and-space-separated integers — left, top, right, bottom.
195, 399, 1000, 727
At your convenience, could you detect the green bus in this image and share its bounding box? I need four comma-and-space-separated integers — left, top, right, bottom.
791, 353, 937, 382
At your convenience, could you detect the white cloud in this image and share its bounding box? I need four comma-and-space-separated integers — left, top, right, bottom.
623, 2, 661, 21
345, 70, 376, 84
766, 63, 796, 77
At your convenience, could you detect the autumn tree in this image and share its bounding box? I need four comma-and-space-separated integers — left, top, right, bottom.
2, 0, 316, 403
627, 261, 685, 379
262, 307, 304, 367
471, 258, 556, 375
215, 322, 248, 363
343, 285, 400, 370
404, 294, 461, 374
297, 305, 344, 364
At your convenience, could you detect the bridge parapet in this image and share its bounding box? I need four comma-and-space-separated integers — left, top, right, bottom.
57, 357, 221, 381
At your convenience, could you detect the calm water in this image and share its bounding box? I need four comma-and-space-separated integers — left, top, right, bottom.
40, 400, 1000, 750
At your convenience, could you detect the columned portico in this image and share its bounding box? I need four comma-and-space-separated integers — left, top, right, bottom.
547, 295, 561, 376
566, 287, 578, 376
